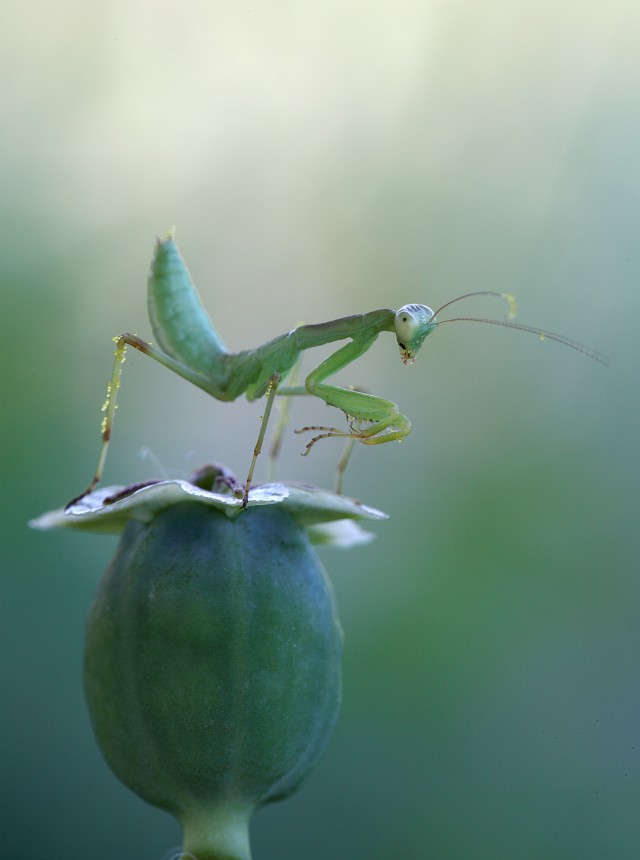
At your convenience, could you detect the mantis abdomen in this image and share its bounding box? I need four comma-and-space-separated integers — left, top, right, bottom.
148, 235, 230, 382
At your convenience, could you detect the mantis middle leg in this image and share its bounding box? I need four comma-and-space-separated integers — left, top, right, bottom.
242, 372, 281, 506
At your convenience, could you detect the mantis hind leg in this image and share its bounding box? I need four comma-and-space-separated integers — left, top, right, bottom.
66, 333, 218, 510
66, 335, 130, 509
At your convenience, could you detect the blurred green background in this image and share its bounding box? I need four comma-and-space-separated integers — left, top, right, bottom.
2, 1, 638, 857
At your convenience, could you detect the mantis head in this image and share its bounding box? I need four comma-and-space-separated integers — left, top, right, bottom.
396, 291, 608, 367
394, 304, 436, 365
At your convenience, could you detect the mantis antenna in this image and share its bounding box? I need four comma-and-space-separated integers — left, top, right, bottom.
428, 291, 609, 367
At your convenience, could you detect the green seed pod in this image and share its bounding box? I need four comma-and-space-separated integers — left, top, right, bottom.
84, 503, 342, 858
32, 471, 387, 859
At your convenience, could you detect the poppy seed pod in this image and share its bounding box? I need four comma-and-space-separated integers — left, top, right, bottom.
86, 503, 341, 859
32, 469, 387, 859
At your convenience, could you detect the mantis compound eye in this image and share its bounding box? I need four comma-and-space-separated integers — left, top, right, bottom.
395, 304, 436, 365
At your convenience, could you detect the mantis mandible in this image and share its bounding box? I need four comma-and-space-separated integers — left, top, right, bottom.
69, 231, 608, 508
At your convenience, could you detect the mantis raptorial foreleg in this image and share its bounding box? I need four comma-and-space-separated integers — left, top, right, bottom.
296, 337, 412, 450
68, 234, 607, 511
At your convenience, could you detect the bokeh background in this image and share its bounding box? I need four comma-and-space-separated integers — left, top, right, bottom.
2, 1, 638, 857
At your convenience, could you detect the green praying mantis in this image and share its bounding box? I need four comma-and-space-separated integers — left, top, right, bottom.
69, 231, 608, 509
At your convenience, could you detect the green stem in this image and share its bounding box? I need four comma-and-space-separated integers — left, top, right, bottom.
181, 802, 253, 860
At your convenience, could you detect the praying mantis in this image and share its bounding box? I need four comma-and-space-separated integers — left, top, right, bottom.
69, 231, 608, 509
